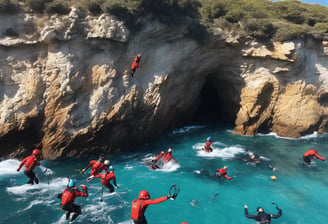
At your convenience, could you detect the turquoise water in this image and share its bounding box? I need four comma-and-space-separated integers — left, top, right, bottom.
1, 124, 328, 224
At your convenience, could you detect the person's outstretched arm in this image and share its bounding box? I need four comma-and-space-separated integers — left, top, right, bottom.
314, 152, 325, 161
244, 205, 258, 219
271, 207, 282, 218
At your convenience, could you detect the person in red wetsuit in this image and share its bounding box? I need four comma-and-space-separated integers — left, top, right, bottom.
130, 54, 141, 77
93, 162, 119, 193
80, 154, 108, 176
57, 179, 89, 223
17, 149, 42, 185
215, 166, 232, 180
303, 149, 325, 164
131, 190, 175, 224
203, 136, 213, 152
163, 148, 178, 164
150, 151, 165, 170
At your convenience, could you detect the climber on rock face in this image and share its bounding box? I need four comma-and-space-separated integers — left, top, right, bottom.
130, 54, 141, 77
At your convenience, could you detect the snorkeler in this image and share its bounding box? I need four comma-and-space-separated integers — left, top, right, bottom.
244, 203, 282, 224
303, 149, 325, 164
215, 166, 232, 180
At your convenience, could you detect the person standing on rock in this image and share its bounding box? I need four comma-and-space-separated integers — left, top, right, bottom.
130, 54, 141, 77
80, 154, 108, 176
16, 149, 42, 185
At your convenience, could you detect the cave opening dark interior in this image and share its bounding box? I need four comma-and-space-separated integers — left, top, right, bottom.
191, 75, 240, 126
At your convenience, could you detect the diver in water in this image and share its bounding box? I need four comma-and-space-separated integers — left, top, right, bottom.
203, 137, 213, 152
215, 166, 232, 180
303, 149, 325, 165
244, 203, 282, 224
17, 149, 42, 185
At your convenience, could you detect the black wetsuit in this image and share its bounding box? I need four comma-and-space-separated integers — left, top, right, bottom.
245, 207, 282, 224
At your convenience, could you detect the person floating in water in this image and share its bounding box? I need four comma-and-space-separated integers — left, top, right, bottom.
130, 54, 141, 77
244, 203, 282, 224
57, 179, 88, 223
131, 190, 175, 224
215, 166, 232, 180
303, 149, 325, 165
203, 136, 213, 152
163, 148, 178, 164
93, 163, 119, 193
80, 154, 108, 176
150, 151, 165, 170
17, 149, 42, 185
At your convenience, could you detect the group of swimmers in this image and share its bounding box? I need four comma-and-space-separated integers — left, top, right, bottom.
15, 139, 326, 223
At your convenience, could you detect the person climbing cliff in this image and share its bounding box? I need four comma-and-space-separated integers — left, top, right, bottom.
130, 54, 141, 77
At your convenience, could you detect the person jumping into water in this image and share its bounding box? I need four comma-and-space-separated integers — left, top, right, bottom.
57, 179, 89, 223
303, 149, 325, 164
215, 166, 232, 180
17, 149, 42, 185
163, 148, 178, 164
130, 54, 141, 77
150, 151, 165, 170
203, 136, 213, 152
80, 154, 108, 176
244, 203, 282, 224
92, 163, 119, 193
131, 190, 176, 224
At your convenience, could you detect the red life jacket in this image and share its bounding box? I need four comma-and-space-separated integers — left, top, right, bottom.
61, 188, 78, 206
91, 161, 104, 175
131, 199, 142, 220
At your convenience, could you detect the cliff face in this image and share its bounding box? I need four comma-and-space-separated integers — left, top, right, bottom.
0, 9, 328, 159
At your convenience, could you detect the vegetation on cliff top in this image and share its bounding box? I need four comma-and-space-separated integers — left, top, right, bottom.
0, 0, 328, 41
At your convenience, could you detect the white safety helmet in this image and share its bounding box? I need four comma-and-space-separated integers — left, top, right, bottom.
104, 160, 110, 166
168, 148, 172, 153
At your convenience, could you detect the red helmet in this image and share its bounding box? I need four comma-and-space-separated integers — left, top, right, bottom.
138, 190, 150, 199
32, 149, 40, 156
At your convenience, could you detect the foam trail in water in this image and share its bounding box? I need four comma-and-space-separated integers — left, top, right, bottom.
170, 125, 204, 135
257, 131, 320, 140
154, 161, 180, 172
6, 177, 68, 195
195, 144, 245, 159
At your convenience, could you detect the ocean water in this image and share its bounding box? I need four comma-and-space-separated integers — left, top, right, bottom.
1, 123, 328, 224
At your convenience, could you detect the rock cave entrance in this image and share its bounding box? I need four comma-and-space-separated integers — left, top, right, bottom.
192, 74, 241, 126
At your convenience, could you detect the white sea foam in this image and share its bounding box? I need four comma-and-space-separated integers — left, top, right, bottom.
196, 145, 245, 159
6, 177, 68, 195
170, 125, 204, 135
154, 161, 180, 172
257, 131, 320, 140
0, 159, 20, 177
